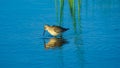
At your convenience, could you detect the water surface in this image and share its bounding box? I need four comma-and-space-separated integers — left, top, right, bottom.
0, 0, 120, 68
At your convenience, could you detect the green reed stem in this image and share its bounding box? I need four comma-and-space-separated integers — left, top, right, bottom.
60, 0, 64, 26
55, 0, 59, 24
78, 0, 81, 21
78, 0, 82, 33
68, 0, 76, 33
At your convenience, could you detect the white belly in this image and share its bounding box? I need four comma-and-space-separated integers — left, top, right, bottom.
48, 30, 59, 36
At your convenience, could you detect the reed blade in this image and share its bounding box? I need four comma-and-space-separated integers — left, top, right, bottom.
68, 0, 76, 33
59, 0, 64, 26
78, 0, 82, 33
55, 0, 59, 24
78, 0, 81, 21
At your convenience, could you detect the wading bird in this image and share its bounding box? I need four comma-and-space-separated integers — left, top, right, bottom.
43, 25, 69, 37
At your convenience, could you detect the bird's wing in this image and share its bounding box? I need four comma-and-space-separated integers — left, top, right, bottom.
54, 27, 63, 33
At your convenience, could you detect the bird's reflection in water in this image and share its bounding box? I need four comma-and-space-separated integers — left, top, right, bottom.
44, 37, 68, 49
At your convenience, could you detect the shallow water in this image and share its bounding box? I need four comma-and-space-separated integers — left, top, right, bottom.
0, 0, 120, 68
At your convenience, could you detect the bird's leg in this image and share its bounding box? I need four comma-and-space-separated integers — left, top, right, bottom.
43, 30, 46, 36
60, 34, 63, 38
49, 35, 53, 37
53, 36, 57, 38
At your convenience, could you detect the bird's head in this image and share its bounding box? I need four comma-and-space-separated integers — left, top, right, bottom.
43, 24, 50, 36
44, 24, 50, 30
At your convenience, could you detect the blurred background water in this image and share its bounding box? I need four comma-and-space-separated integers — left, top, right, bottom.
0, 0, 120, 68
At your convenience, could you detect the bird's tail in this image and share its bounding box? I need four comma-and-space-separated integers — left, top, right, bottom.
65, 28, 69, 31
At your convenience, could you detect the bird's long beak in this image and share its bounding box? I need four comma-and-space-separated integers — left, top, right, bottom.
43, 30, 46, 36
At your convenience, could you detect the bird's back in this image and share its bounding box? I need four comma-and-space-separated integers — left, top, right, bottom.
52, 26, 69, 33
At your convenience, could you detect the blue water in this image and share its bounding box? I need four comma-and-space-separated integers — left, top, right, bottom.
0, 0, 120, 68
